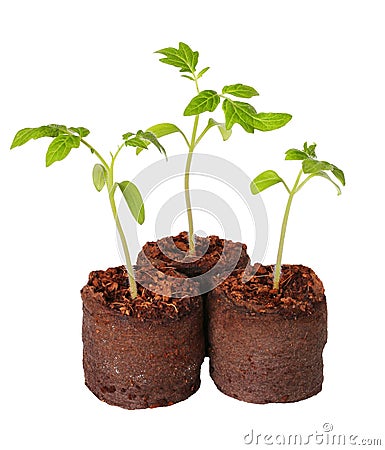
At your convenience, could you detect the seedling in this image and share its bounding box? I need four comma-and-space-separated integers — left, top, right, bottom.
10, 125, 165, 298
250, 142, 345, 289
144, 42, 292, 253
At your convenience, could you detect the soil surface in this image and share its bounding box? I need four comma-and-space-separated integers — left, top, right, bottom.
84, 265, 201, 321
213, 263, 326, 318
137, 231, 249, 280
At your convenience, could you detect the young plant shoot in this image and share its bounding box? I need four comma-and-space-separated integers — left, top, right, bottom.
10, 125, 165, 298
250, 142, 345, 290
143, 42, 292, 253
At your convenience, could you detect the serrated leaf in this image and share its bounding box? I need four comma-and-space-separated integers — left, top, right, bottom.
285, 149, 309, 160
184, 90, 220, 116
314, 171, 342, 195
155, 42, 198, 74
222, 84, 259, 98
45, 134, 80, 167
222, 99, 257, 133
250, 170, 284, 194
207, 118, 232, 141
68, 127, 90, 138
137, 130, 167, 158
303, 142, 317, 158
331, 166, 345, 186
11, 124, 64, 149
197, 67, 210, 79
253, 113, 292, 132
124, 136, 149, 149
118, 181, 145, 225
122, 132, 134, 140
302, 159, 333, 174
147, 123, 181, 138
92, 164, 107, 192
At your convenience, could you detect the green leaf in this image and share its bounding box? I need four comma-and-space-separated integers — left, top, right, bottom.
92, 164, 107, 192
181, 75, 194, 80
155, 42, 198, 74
184, 90, 220, 116
10, 124, 63, 149
303, 142, 317, 158
197, 67, 210, 79
68, 127, 90, 138
124, 136, 149, 149
146, 123, 181, 139
331, 166, 346, 186
314, 171, 342, 195
250, 170, 285, 194
45, 134, 80, 167
207, 118, 232, 141
118, 181, 145, 225
122, 132, 134, 140
302, 159, 333, 174
137, 130, 167, 158
222, 84, 259, 98
253, 113, 292, 132
285, 149, 309, 160
222, 99, 257, 133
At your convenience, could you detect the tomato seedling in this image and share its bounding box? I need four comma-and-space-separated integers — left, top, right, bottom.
145, 42, 292, 253
250, 142, 345, 289
11, 125, 165, 298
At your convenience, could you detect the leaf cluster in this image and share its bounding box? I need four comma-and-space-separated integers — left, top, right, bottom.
250, 142, 345, 196
11, 125, 90, 167
156, 42, 292, 134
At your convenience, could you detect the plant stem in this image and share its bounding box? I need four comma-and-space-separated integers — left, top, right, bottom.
184, 75, 201, 254
185, 115, 200, 253
273, 169, 303, 290
80, 138, 109, 169
108, 146, 137, 298
108, 188, 137, 298
70, 132, 137, 297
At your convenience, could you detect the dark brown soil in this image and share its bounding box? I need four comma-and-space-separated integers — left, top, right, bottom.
137, 231, 250, 285
207, 264, 327, 404
81, 266, 205, 409
212, 263, 326, 318
86, 265, 201, 321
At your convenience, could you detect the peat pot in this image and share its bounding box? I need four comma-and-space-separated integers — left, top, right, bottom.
81, 266, 205, 409
207, 264, 327, 404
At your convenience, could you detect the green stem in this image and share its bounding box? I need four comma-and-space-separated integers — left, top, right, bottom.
184, 74, 201, 254
73, 131, 136, 296
107, 153, 137, 298
273, 169, 303, 290
295, 173, 316, 193
80, 138, 108, 169
185, 114, 199, 253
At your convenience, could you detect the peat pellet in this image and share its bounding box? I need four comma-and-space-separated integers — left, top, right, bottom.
81, 266, 205, 409
207, 264, 327, 404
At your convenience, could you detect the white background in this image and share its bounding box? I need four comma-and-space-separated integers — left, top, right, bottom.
1, 0, 384, 448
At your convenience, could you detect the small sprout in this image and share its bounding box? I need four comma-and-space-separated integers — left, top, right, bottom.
147, 42, 292, 252
250, 142, 345, 290
11, 125, 165, 298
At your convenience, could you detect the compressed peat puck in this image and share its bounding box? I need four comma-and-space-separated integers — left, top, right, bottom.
207, 264, 327, 404
81, 265, 205, 410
